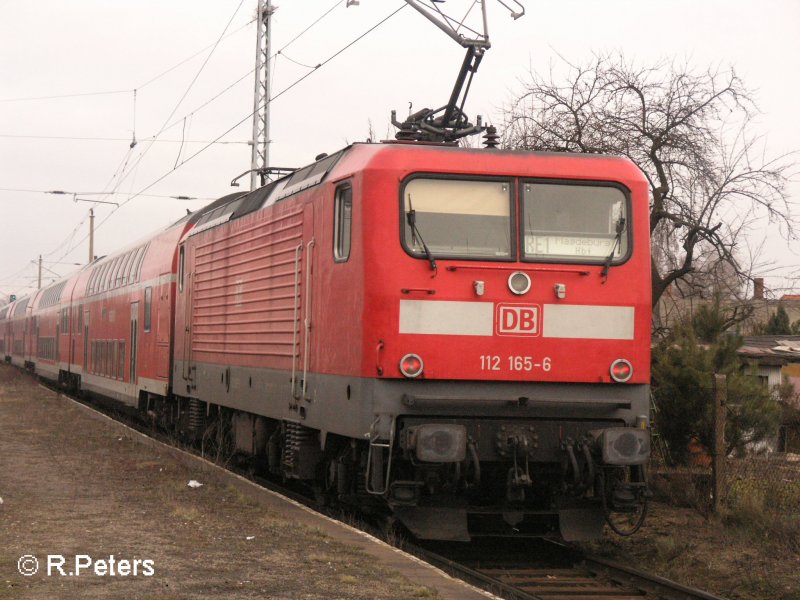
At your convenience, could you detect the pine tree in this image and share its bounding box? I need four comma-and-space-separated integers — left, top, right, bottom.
652, 303, 781, 464
763, 305, 792, 335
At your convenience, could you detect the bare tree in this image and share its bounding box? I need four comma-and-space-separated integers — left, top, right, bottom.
502, 53, 795, 307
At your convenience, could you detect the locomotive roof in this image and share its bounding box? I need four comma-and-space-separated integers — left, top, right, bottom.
183, 141, 643, 240
185, 149, 348, 239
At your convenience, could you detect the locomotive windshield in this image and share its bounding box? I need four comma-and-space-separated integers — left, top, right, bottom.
521, 182, 628, 262
402, 178, 512, 259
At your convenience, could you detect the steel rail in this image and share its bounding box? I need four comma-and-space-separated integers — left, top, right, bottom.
409, 539, 730, 600
583, 555, 730, 600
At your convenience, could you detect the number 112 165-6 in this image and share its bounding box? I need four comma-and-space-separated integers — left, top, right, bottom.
479, 355, 551, 372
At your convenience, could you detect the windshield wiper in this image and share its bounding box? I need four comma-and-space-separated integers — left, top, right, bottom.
406, 195, 437, 274
601, 216, 626, 281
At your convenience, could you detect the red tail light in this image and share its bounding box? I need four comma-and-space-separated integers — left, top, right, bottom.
400, 353, 424, 378
610, 359, 633, 383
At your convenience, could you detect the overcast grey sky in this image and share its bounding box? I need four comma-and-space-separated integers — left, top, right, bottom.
1, 0, 798, 301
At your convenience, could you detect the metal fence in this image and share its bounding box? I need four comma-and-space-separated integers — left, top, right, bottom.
650, 454, 800, 514
723, 454, 800, 513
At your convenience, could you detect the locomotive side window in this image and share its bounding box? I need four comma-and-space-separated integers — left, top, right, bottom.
144, 287, 152, 333
401, 178, 512, 260
333, 185, 352, 262
521, 182, 629, 263
178, 246, 185, 292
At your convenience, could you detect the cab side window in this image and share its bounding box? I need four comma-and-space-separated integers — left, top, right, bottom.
333, 185, 352, 262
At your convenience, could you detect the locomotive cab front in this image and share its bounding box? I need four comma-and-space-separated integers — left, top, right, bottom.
357, 144, 652, 541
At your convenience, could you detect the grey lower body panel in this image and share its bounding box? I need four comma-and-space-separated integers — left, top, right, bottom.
173, 359, 649, 439
175, 360, 650, 541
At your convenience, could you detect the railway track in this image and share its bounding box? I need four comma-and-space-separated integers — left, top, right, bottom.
414, 538, 729, 600
48, 380, 727, 600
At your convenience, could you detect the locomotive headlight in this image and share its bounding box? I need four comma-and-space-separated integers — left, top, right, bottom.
399, 353, 424, 378
599, 427, 650, 465
507, 271, 531, 295
408, 424, 467, 463
610, 359, 633, 383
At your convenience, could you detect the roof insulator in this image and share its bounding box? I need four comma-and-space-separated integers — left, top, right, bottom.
483, 125, 500, 149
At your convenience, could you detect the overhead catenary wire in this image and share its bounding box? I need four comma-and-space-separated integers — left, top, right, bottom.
0, 1, 346, 154
3, 2, 405, 283
0, 134, 249, 144
0, 5, 250, 290
0, 188, 210, 200
0, 3, 255, 278
89, 3, 408, 240
0, 19, 254, 105
43, 208, 93, 260
105, 0, 247, 198
135, 19, 254, 91
274, 0, 342, 55
0, 89, 131, 104
123, 0, 348, 151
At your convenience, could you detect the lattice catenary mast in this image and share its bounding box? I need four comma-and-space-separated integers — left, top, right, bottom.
250, 0, 274, 191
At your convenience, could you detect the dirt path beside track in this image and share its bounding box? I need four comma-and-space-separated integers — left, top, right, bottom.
0, 365, 476, 600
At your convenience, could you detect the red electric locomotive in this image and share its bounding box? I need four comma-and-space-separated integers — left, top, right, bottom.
170, 141, 652, 541
1, 141, 652, 541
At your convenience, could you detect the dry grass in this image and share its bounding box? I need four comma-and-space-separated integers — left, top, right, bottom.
580, 500, 800, 600
0, 364, 445, 600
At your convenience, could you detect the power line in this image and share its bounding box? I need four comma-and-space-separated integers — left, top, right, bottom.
2, 8, 250, 280
154, 0, 247, 139
1, 3, 345, 155
0, 188, 211, 200
33, 2, 352, 268
106, 0, 247, 199
136, 19, 254, 90
0, 89, 131, 104
6, 3, 406, 276
0, 134, 249, 144
162, 69, 255, 136
0, 19, 254, 105
137, 0, 347, 153
275, 0, 342, 55
97, 3, 408, 225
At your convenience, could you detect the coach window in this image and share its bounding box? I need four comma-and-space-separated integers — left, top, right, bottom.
133, 245, 147, 283
130, 248, 142, 284
521, 181, 629, 263
123, 251, 134, 285
401, 177, 512, 260
333, 185, 352, 262
96, 263, 106, 293
105, 258, 117, 290
144, 287, 152, 333
118, 251, 132, 286
113, 256, 124, 287
92, 267, 101, 294
101, 261, 112, 292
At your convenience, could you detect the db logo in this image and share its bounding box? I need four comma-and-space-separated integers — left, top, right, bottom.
496, 304, 540, 336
